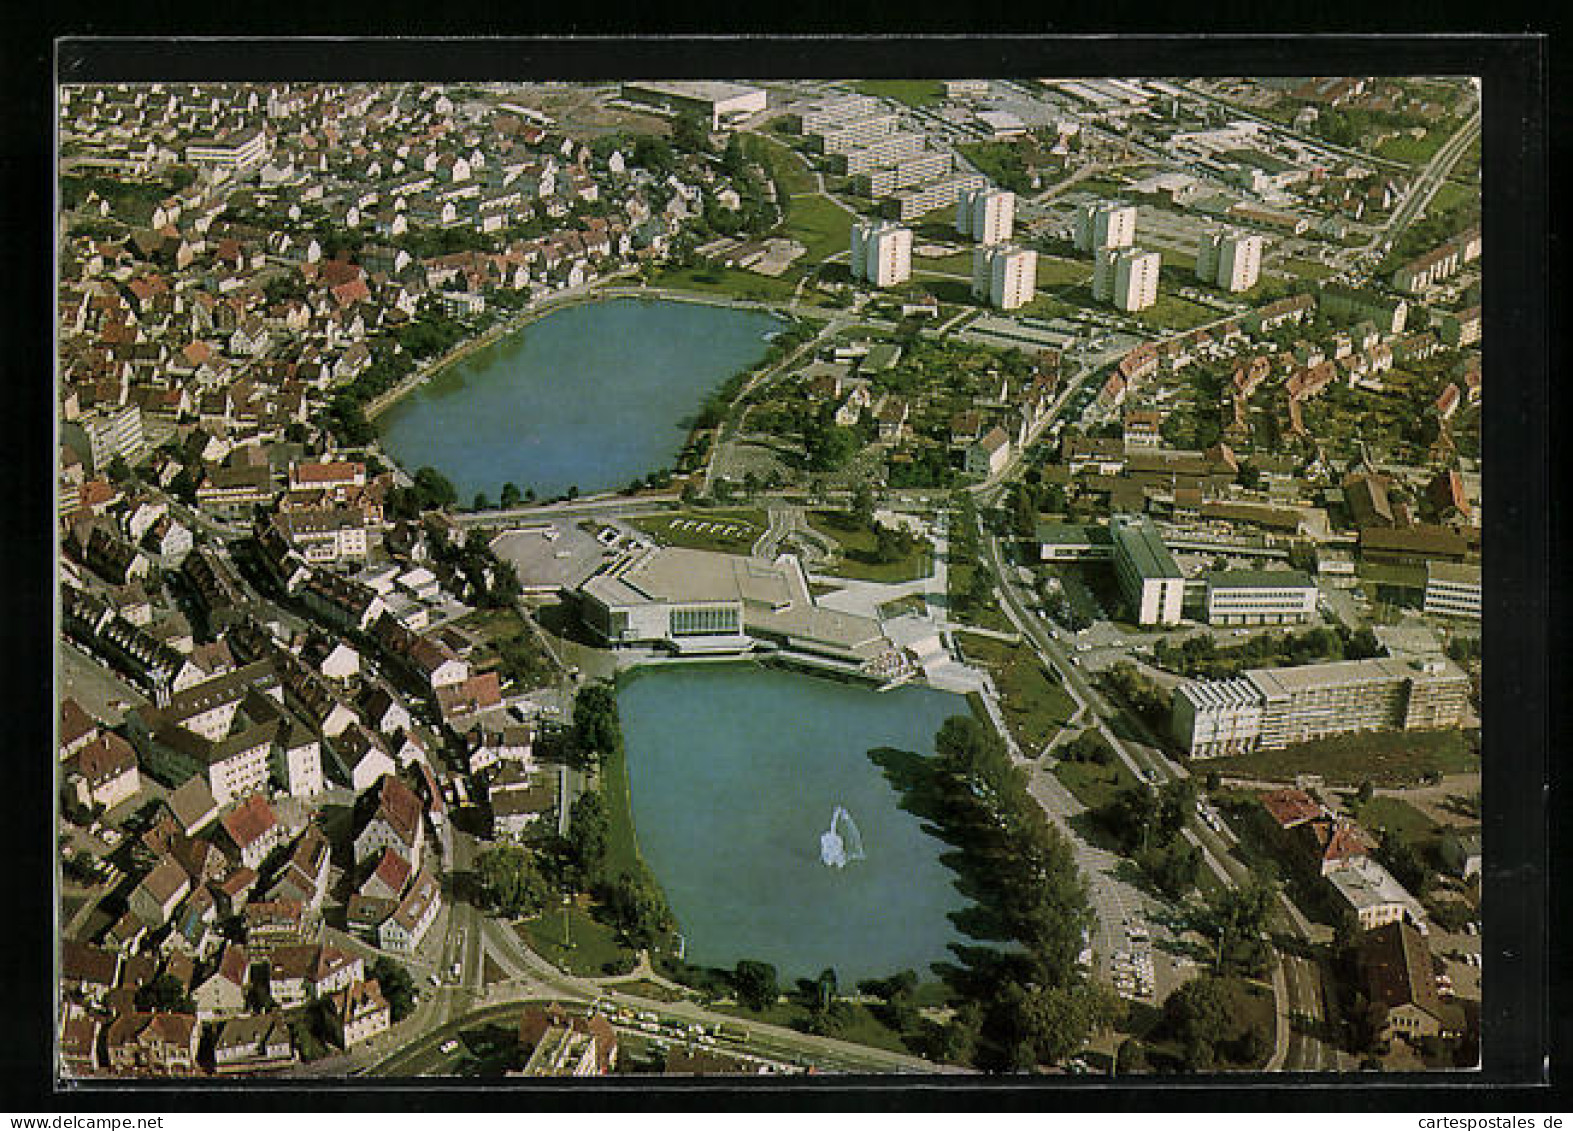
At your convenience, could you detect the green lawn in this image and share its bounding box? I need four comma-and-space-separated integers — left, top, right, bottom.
1130, 293, 1219, 333
744, 133, 818, 196
1348, 795, 1443, 850
1053, 755, 1141, 812
1036, 255, 1090, 289
599, 709, 644, 882
1281, 258, 1337, 281
630, 508, 768, 554
650, 265, 806, 305
1205, 727, 1478, 788
945, 560, 1015, 633
1375, 129, 1450, 166
805, 510, 932, 583
604, 977, 690, 1003
912, 250, 974, 275
850, 79, 945, 109
960, 634, 1077, 753
780, 192, 856, 263
708, 998, 920, 1057
518, 905, 636, 977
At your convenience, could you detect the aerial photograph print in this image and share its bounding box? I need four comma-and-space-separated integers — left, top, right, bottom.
56, 70, 1490, 1082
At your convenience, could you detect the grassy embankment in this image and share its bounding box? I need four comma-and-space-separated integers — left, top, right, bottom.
959, 634, 1078, 754
1206, 727, 1478, 788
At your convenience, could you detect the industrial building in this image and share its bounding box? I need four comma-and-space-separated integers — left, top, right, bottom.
1074, 201, 1137, 253
971, 244, 1037, 311
1171, 656, 1470, 758
850, 219, 913, 288
955, 186, 1015, 244
1110, 515, 1185, 626
620, 81, 768, 130
1093, 247, 1161, 312
1204, 570, 1319, 626
1195, 228, 1265, 293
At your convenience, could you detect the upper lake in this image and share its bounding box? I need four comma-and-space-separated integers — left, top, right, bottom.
377, 297, 783, 501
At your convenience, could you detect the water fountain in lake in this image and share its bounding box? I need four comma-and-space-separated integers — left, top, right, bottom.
819, 806, 866, 869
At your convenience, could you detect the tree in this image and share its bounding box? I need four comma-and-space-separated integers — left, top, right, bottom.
567, 791, 609, 881
850, 481, 876, 530
473, 492, 491, 511
474, 842, 550, 918
732, 959, 779, 1011
600, 870, 673, 950
134, 973, 193, 1014
671, 109, 712, 154
572, 682, 622, 769
1356, 780, 1376, 806
500, 482, 522, 509
369, 957, 418, 1022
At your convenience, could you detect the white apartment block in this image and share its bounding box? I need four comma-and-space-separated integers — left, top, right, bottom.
1195, 228, 1264, 293
1074, 201, 1137, 253
1111, 515, 1185, 626
1423, 561, 1481, 620
794, 94, 883, 134
813, 113, 900, 155
1172, 656, 1471, 758
1204, 570, 1319, 626
839, 132, 927, 175
891, 172, 986, 221
65, 405, 146, 475
857, 152, 951, 197
184, 129, 270, 173
955, 186, 1015, 244
276, 728, 325, 799
971, 244, 1037, 311
850, 220, 913, 288
1093, 247, 1161, 312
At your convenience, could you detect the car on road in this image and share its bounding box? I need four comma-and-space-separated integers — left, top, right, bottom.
440, 1039, 460, 1054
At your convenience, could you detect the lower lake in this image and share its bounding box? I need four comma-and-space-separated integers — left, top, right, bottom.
617, 663, 973, 984
377, 297, 783, 502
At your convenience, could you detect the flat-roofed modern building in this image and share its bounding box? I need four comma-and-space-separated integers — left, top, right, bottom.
1093, 246, 1161, 312
1195, 228, 1264, 293
1172, 656, 1470, 758
889, 172, 986, 221
184, 128, 270, 173
1204, 569, 1318, 626
811, 112, 900, 155
1074, 201, 1137, 253
1110, 515, 1184, 625
838, 132, 927, 175
792, 93, 883, 134
1328, 857, 1429, 934
621, 81, 768, 130
1037, 522, 1114, 562
971, 244, 1037, 311
850, 219, 913, 288
955, 186, 1015, 244
1423, 560, 1481, 620
856, 152, 951, 197
576, 546, 894, 667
